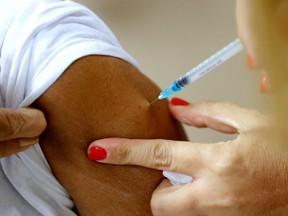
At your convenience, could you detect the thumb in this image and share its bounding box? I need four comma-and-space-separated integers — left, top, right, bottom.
151, 179, 196, 216
0, 108, 46, 141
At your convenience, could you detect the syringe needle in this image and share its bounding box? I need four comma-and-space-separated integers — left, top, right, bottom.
150, 98, 159, 105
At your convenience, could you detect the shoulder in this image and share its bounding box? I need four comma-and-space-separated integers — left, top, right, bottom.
34, 55, 186, 215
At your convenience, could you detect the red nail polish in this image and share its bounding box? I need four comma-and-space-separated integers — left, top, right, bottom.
88, 146, 107, 160
171, 97, 190, 106
259, 72, 270, 93
246, 53, 254, 69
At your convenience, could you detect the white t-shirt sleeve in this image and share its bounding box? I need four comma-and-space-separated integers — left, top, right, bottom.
0, 0, 138, 215
0, 0, 138, 109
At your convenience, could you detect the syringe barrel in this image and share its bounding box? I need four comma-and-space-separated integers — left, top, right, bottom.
175, 38, 243, 88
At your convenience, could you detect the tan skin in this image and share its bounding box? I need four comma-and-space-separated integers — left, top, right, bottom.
33, 55, 187, 215
3, 0, 287, 215
87, 1, 288, 215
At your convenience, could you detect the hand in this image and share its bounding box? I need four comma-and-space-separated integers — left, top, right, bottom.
88, 100, 288, 216
0, 108, 47, 158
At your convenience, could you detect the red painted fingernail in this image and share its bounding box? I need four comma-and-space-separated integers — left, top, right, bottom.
246, 53, 254, 69
88, 146, 107, 160
171, 97, 190, 106
259, 72, 270, 93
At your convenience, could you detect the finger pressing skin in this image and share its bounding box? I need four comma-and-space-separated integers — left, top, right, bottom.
0, 137, 39, 158
169, 101, 268, 133
88, 138, 211, 176
0, 108, 46, 141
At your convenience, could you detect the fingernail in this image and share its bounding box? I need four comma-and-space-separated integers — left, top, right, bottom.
259, 72, 270, 93
171, 97, 190, 106
246, 53, 254, 69
88, 146, 107, 161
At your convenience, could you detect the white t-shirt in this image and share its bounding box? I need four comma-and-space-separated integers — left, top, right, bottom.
0, 0, 191, 215
0, 0, 138, 215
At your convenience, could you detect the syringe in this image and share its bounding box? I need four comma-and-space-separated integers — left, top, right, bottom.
151, 38, 243, 104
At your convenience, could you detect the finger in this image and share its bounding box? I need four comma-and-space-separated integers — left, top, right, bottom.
236, 0, 262, 69
0, 108, 46, 141
169, 101, 267, 133
0, 137, 39, 158
88, 138, 213, 176
151, 180, 199, 216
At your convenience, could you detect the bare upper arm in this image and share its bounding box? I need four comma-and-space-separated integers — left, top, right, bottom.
33, 55, 187, 215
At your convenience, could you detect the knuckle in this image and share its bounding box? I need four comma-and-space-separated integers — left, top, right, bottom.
213, 159, 232, 177
0, 110, 25, 139
213, 144, 244, 176
115, 144, 132, 164
151, 140, 172, 169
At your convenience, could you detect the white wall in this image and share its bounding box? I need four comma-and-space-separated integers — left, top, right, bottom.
77, 0, 271, 143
